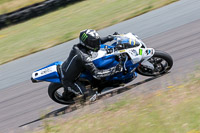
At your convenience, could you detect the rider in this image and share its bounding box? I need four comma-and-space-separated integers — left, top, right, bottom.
61, 29, 123, 101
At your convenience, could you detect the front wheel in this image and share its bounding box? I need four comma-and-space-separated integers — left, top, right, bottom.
136, 50, 173, 76
48, 83, 75, 105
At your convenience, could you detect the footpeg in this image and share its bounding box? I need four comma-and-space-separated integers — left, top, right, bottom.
89, 91, 98, 102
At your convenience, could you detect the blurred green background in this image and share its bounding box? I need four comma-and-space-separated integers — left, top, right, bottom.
0, 0, 45, 14
0, 0, 177, 65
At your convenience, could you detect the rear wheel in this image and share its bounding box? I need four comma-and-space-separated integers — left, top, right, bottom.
136, 50, 173, 76
48, 83, 75, 105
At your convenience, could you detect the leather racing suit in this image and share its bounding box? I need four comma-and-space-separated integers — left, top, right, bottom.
60, 36, 121, 97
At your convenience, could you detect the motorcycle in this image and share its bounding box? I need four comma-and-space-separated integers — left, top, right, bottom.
31, 33, 173, 104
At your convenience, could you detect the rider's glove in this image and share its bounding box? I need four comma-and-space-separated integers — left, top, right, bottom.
113, 32, 120, 35
115, 43, 124, 50
106, 48, 114, 54
115, 63, 123, 73
107, 35, 114, 41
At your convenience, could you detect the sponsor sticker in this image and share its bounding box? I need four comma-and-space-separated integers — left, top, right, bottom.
129, 49, 138, 56
81, 33, 88, 41
40, 67, 53, 75
139, 49, 143, 55
146, 49, 151, 55
119, 50, 125, 53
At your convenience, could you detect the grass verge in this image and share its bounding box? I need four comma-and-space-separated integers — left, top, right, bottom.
0, 0, 45, 15
35, 71, 200, 133
0, 0, 178, 65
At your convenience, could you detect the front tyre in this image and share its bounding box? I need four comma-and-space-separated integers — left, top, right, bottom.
48, 83, 75, 105
136, 50, 173, 76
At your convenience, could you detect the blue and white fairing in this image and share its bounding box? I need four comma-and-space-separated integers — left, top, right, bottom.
31, 61, 62, 83
89, 44, 139, 82
31, 33, 154, 84
31, 49, 138, 84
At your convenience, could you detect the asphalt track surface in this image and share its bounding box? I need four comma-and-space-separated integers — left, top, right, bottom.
0, 0, 200, 132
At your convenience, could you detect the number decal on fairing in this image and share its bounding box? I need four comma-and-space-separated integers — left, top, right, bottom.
40, 68, 53, 75
129, 49, 138, 56
32, 65, 57, 80
37, 66, 56, 77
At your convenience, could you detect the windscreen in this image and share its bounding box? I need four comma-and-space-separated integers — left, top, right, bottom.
116, 36, 140, 47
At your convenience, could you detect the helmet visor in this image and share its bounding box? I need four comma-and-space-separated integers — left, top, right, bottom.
87, 38, 101, 51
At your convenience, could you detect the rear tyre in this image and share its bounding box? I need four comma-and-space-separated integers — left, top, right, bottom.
48, 83, 75, 105
136, 50, 173, 76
